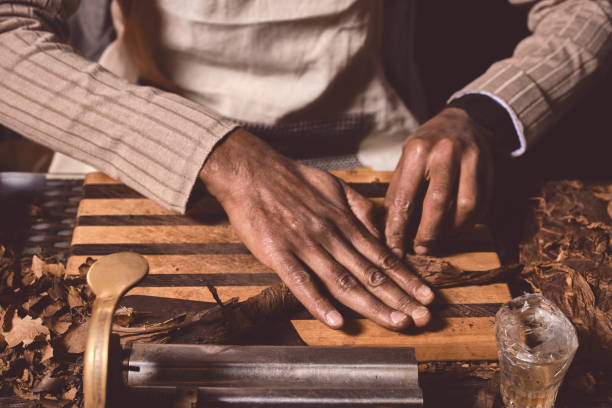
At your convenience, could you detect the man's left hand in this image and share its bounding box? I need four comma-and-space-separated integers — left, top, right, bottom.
384, 107, 495, 256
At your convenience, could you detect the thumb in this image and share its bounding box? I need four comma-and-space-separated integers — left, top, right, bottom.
342, 182, 383, 239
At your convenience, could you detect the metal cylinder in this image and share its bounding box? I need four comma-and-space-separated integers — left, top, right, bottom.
125, 344, 422, 407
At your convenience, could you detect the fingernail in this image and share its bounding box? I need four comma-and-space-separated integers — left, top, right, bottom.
390, 311, 409, 326
411, 307, 431, 326
417, 286, 434, 303
391, 248, 404, 258
414, 245, 428, 255
325, 311, 343, 328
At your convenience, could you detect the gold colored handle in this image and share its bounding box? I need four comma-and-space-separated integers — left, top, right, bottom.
83, 253, 149, 408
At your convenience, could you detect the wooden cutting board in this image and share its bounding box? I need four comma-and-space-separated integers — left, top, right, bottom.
67, 171, 510, 361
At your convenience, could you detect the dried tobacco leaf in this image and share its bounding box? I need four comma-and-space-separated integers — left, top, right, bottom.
77, 257, 96, 278
61, 322, 88, 354
32, 256, 65, 280
2, 305, 15, 331
66, 287, 84, 309
47, 280, 65, 303
1, 314, 50, 348
62, 387, 77, 400
519, 180, 612, 365
46, 312, 72, 336
32, 372, 63, 393
40, 344, 53, 362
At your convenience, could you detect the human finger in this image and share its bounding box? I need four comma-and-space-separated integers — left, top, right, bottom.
272, 252, 344, 329
332, 214, 435, 307
384, 139, 427, 258
342, 182, 382, 239
414, 139, 460, 254
452, 147, 480, 233
324, 235, 431, 327
297, 245, 412, 330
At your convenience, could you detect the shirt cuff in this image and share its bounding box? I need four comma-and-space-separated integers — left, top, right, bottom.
448, 91, 526, 157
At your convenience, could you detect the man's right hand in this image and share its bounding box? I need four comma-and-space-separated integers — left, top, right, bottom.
199, 129, 434, 330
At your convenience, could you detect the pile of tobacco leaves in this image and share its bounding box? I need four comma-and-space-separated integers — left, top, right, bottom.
0, 247, 91, 407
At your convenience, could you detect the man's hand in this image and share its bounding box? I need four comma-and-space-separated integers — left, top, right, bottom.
200, 129, 434, 330
385, 107, 495, 257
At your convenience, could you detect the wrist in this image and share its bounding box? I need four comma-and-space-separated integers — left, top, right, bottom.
447, 94, 519, 158
199, 128, 252, 202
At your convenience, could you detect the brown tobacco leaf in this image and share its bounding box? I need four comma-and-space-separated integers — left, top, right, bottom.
31, 255, 65, 280
40, 344, 54, 362
46, 312, 72, 335
404, 254, 520, 288
62, 387, 77, 400
67, 287, 85, 309
47, 279, 66, 302
77, 257, 96, 277
33, 372, 63, 393
62, 321, 88, 354
2, 305, 16, 331
1, 314, 50, 348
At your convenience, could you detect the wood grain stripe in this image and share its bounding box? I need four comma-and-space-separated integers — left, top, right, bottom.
78, 199, 176, 216
83, 182, 390, 199
136, 272, 508, 311
71, 227, 495, 253
85, 171, 394, 185
71, 243, 251, 255
122, 282, 510, 305
291, 317, 498, 361
77, 215, 221, 226
141, 273, 279, 286
289, 303, 501, 319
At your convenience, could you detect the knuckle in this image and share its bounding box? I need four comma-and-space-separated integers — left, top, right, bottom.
436, 137, 462, 153
464, 142, 480, 157
289, 269, 313, 288
286, 216, 304, 232
311, 218, 334, 236
428, 188, 449, 208
392, 197, 412, 212
379, 253, 401, 271
404, 138, 430, 158
457, 196, 477, 213
336, 273, 359, 292
366, 266, 388, 287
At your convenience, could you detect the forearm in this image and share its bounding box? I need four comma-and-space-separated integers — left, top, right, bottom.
452, 0, 612, 149
0, 0, 237, 213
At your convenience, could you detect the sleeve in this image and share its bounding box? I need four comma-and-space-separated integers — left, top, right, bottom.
447, 93, 521, 158
0, 0, 239, 213
449, 0, 612, 154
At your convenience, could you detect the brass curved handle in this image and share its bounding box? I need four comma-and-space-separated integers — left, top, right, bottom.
83, 253, 148, 408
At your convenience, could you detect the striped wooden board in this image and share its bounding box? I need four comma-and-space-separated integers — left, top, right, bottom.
68, 171, 510, 361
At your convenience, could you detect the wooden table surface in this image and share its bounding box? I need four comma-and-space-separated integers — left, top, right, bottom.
67, 170, 512, 362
